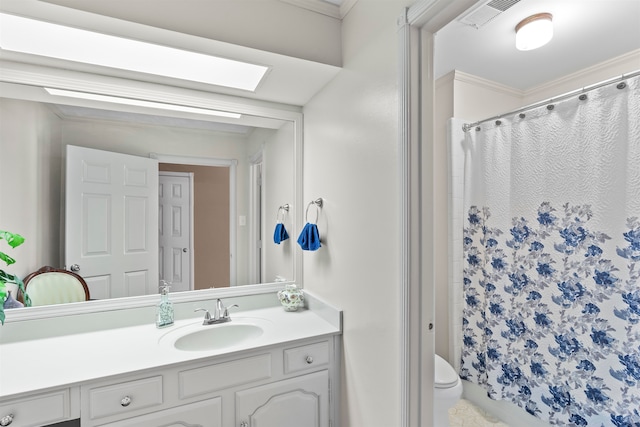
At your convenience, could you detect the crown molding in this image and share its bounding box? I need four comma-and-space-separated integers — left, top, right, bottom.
338, 0, 358, 18
451, 70, 523, 97
279, 0, 341, 18
523, 49, 640, 103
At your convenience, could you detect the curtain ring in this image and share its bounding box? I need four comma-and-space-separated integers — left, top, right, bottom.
276, 204, 289, 223
305, 198, 323, 224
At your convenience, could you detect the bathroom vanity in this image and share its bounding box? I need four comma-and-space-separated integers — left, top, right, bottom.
0, 291, 342, 427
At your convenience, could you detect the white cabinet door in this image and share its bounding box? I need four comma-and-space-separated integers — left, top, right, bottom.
236, 370, 329, 427
66, 145, 159, 300
102, 398, 222, 427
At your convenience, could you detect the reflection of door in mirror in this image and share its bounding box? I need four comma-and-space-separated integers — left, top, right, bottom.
159, 171, 193, 293
159, 164, 230, 290
65, 145, 159, 300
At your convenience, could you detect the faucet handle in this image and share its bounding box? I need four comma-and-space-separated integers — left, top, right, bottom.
223, 304, 239, 319
194, 308, 211, 322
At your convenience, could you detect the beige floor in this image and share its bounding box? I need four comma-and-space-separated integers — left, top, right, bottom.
449, 399, 509, 427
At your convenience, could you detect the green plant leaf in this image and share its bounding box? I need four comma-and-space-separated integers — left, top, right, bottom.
0, 230, 28, 324
0, 252, 16, 266
0, 230, 25, 248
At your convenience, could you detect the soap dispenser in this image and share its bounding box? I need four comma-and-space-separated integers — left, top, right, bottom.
156, 280, 174, 328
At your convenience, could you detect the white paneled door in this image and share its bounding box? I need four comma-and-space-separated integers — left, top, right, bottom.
158, 172, 192, 293
65, 145, 159, 300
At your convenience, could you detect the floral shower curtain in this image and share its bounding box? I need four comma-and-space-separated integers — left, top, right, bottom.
461, 74, 640, 426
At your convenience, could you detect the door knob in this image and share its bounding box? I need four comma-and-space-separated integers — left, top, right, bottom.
183, 248, 188, 253
70, 264, 80, 272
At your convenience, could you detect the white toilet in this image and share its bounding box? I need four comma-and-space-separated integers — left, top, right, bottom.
434, 354, 463, 426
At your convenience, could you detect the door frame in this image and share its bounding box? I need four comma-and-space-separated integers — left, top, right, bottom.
398, 1, 477, 426
158, 170, 194, 291
152, 153, 238, 287
248, 149, 264, 285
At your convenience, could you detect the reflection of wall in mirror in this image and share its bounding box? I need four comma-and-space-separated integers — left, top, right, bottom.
0, 98, 63, 279
0, 97, 289, 289
250, 122, 296, 283
159, 163, 230, 289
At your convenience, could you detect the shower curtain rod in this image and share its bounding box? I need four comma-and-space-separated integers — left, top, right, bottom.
462, 69, 640, 132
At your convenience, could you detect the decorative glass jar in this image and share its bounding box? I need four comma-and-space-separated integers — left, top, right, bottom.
3, 291, 24, 309
277, 284, 304, 312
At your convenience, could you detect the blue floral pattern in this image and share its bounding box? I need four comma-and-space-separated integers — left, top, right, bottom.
462, 203, 640, 426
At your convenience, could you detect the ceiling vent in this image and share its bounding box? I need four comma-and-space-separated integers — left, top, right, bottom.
457, 0, 521, 29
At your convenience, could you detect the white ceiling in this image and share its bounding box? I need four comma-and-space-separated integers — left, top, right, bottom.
3, 0, 638, 130
0, 0, 343, 107
435, 0, 640, 90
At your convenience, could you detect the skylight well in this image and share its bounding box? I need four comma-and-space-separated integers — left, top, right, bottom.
0, 13, 269, 91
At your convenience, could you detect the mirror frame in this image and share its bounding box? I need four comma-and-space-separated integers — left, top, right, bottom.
0, 59, 304, 322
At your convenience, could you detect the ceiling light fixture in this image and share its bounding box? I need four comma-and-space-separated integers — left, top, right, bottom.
44, 88, 242, 119
0, 13, 268, 91
515, 13, 553, 51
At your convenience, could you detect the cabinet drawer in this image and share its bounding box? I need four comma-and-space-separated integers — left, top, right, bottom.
101, 398, 222, 427
88, 376, 163, 420
0, 388, 72, 427
284, 341, 329, 374
179, 354, 271, 399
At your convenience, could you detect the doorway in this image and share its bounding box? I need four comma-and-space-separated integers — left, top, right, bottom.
159, 163, 231, 289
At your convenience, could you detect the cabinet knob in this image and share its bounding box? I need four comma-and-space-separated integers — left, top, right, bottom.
305, 355, 314, 364
0, 414, 14, 426
240, 422, 248, 427
121, 396, 132, 407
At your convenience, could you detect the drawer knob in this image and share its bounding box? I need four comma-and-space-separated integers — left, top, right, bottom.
121, 396, 132, 407
0, 414, 14, 426
240, 422, 249, 427
305, 355, 314, 364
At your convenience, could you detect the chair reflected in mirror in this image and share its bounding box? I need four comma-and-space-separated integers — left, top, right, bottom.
20, 266, 90, 306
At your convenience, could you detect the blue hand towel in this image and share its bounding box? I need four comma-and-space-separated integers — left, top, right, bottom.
297, 223, 321, 251
273, 223, 289, 244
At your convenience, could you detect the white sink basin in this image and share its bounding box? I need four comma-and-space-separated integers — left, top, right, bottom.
172, 323, 264, 351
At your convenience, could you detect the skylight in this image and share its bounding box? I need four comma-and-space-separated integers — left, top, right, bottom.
44, 88, 242, 119
0, 13, 269, 91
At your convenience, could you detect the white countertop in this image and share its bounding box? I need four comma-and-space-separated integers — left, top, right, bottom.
0, 305, 341, 399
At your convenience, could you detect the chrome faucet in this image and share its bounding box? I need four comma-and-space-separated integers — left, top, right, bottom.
195, 299, 238, 325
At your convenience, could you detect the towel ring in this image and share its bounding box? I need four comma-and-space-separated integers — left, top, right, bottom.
276, 204, 289, 224
305, 198, 323, 224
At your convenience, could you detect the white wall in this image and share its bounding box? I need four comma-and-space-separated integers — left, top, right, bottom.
302, 0, 410, 425
0, 99, 63, 280
263, 122, 295, 283
249, 123, 296, 283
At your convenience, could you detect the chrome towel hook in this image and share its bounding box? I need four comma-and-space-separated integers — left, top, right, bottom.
305, 198, 323, 224
276, 204, 290, 223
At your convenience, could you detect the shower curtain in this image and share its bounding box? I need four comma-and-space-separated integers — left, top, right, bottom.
460, 74, 640, 426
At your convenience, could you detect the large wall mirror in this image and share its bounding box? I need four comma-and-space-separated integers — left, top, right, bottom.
0, 0, 344, 322
0, 63, 304, 321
